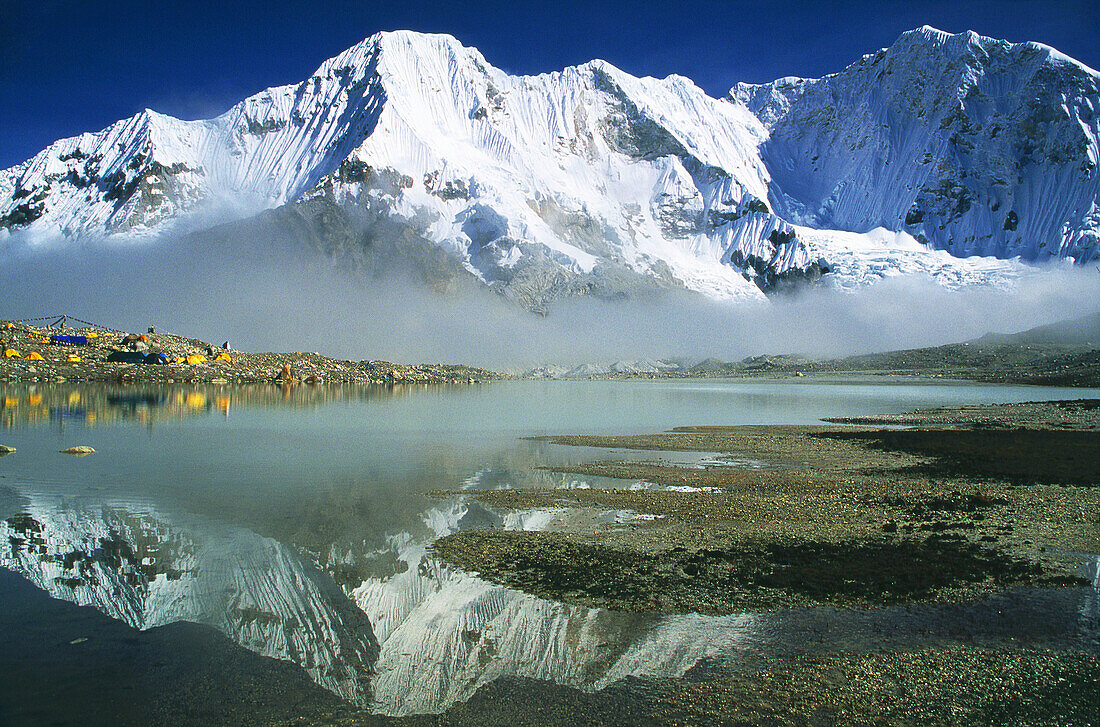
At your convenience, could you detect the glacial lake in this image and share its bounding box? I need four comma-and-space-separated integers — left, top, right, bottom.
1, 378, 1098, 722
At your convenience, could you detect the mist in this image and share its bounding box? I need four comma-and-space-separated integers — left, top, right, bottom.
3, 229, 1098, 370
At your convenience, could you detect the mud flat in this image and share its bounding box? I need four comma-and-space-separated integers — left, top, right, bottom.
417, 399, 1100, 725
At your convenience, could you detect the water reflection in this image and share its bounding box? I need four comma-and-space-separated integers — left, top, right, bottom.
0, 485, 762, 715
1, 380, 1098, 718
0, 382, 441, 429
352, 497, 758, 715
0, 489, 376, 703
4, 484, 1094, 717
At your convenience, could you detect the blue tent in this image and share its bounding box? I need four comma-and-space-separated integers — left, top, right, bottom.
50, 335, 88, 346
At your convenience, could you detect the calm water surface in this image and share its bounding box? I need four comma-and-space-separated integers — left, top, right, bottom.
0, 379, 1097, 719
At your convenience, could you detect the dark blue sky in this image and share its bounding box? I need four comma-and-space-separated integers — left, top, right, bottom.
2, 0, 1097, 169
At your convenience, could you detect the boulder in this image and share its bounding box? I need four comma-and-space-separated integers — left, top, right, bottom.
275, 364, 299, 384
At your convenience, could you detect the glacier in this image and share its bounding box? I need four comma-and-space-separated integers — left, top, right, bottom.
1, 27, 1097, 308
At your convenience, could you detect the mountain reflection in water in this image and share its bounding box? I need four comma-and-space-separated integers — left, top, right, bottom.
1, 380, 1098, 719
0, 488, 761, 715
3, 487, 1096, 718
0, 492, 376, 702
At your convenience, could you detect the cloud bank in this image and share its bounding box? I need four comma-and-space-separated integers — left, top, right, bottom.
3, 231, 1097, 369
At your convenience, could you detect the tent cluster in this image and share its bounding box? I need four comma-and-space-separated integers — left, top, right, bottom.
2, 322, 101, 363
2, 321, 234, 368
104, 351, 232, 366
3, 349, 46, 360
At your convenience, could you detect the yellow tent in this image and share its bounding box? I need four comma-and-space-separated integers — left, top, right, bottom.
3, 349, 20, 358
214, 352, 231, 362
26, 352, 45, 361
67, 355, 83, 362
185, 354, 207, 365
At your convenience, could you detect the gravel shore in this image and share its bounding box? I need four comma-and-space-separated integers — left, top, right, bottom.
435, 402, 1099, 612
0, 320, 499, 385
411, 399, 1100, 724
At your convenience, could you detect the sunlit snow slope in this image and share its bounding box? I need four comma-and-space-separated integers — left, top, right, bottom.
2, 28, 1096, 306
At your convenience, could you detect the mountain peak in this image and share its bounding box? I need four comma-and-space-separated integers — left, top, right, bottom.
894, 25, 998, 48
889, 25, 1099, 78
733, 23, 1100, 266
2, 27, 1096, 306
312, 30, 487, 79
904, 24, 955, 42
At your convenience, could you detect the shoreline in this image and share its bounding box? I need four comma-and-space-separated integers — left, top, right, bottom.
0, 320, 499, 386
433, 400, 1099, 614
416, 398, 1100, 724
4, 316, 1098, 388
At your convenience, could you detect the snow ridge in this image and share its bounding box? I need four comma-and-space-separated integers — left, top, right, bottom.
733, 26, 1100, 263
2, 26, 1097, 303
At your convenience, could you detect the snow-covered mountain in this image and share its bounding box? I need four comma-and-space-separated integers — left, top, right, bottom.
733, 26, 1100, 263
2, 27, 1096, 307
